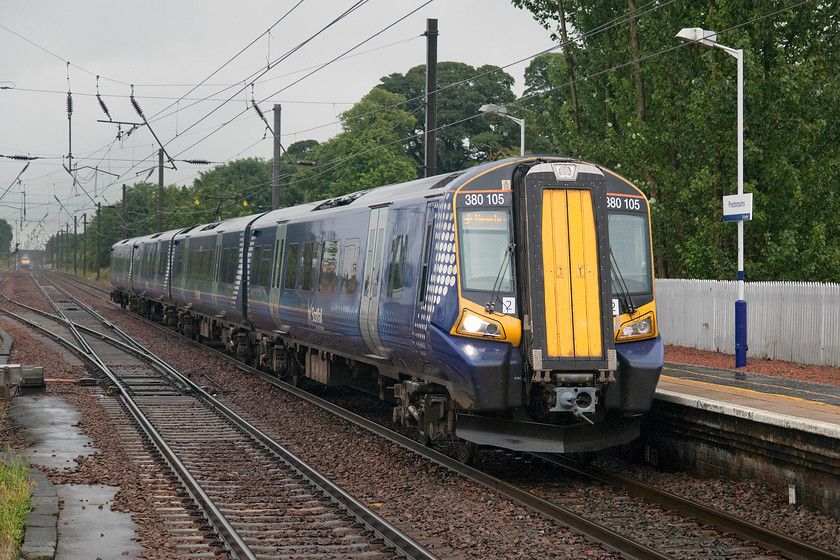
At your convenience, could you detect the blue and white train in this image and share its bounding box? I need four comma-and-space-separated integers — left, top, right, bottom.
111, 156, 663, 459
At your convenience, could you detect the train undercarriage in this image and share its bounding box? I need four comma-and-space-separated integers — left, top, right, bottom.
111, 291, 641, 463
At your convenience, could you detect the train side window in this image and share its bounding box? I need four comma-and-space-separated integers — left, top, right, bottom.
319, 240, 340, 293
174, 250, 183, 280
204, 248, 213, 282
228, 248, 238, 283
341, 238, 360, 294
187, 250, 196, 281
220, 247, 237, 284
259, 246, 271, 286
220, 248, 229, 283
299, 241, 317, 291
251, 246, 262, 285
158, 248, 167, 281
284, 243, 299, 290
387, 234, 407, 299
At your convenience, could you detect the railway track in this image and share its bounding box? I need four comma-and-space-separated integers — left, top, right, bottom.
3, 273, 438, 560
31, 272, 840, 560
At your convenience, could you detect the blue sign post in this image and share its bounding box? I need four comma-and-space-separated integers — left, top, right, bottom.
723, 193, 752, 368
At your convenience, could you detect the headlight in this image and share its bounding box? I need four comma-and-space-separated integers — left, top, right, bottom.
456, 310, 504, 338
616, 313, 654, 341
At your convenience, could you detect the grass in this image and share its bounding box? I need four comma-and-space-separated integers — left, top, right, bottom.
0, 451, 33, 560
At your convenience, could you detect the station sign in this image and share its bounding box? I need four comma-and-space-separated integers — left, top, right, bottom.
722, 193, 753, 222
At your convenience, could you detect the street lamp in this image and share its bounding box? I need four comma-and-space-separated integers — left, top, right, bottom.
677, 27, 748, 368
479, 104, 525, 156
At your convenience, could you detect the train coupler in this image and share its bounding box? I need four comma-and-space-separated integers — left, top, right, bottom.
549, 386, 597, 417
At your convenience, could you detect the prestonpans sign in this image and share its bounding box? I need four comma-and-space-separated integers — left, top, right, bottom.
722, 193, 753, 222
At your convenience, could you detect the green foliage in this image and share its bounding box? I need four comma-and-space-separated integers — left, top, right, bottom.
379, 62, 519, 171
301, 88, 419, 200
513, 0, 840, 282
0, 451, 32, 559
0, 220, 12, 255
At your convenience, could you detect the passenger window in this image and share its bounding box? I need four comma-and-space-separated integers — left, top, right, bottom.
158, 249, 167, 280
319, 240, 340, 293
299, 242, 317, 291
220, 248, 229, 283
284, 243, 299, 290
259, 246, 271, 286
251, 246, 262, 285
387, 235, 408, 299
228, 248, 238, 284
341, 238, 360, 294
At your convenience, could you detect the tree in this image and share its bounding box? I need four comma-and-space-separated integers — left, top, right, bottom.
190, 158, 272, 223
302, 88, 419, 200
0, 219, 12, 255
511, 0, 840, 282
379, 62, 519, 171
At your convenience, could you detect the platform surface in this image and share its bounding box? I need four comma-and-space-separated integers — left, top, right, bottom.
657, 362, 840, 438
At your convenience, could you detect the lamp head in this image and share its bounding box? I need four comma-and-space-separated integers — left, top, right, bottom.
479, 103, 507, 116
676, 27, 718, 47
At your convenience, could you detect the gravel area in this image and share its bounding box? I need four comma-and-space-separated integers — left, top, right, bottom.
2, 270, 839, 558
665, 345, 840, 386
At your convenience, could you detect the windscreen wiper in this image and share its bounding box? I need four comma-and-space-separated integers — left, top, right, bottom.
486, 243, 515, 313
609, 246, 637, 315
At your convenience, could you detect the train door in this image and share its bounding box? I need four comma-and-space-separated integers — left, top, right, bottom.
269, 223, 287, 330
360, 205, 389, 357
516, 163, 614, 377
413, 199, 438, 352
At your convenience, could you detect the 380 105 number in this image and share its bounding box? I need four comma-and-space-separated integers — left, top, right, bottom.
606, 196, 642, 212
462, 193, 508, 206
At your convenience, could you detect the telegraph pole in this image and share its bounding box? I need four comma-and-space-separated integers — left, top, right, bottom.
73, 215, 77, 275
122, 184, 127, 239
96, 203, 101, 280
424, 18, 438, 177
158, 148, 164, 231
272, 104, 282, 210
82, 213, 87, 275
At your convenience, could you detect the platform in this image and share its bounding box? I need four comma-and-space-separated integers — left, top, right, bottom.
647, 362, 840, 519
658, 362, 840, 438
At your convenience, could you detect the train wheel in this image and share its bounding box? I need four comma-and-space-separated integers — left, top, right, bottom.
417, 427, 433, 448
287, 352, 303, 387
454, 440, 479, 466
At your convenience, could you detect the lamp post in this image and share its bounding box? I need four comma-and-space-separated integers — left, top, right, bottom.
677, 27, 747, 368
479, 104, 525, 156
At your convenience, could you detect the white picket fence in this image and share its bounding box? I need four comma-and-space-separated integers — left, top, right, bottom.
655, 279, 840, 367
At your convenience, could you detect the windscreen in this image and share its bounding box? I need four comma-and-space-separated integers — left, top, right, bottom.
608, 212, 652, 294
457, 209, 514, 292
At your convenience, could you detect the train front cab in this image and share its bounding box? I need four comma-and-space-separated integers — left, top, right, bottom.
453, 159, 662, 453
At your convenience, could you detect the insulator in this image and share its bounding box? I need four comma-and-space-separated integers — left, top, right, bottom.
184, 159, 211, 165
131, 95, 144, 118
252, 102, 265, 121
8, 154, 35, 160
97, 93, 111, 120
66, 92, 73, 116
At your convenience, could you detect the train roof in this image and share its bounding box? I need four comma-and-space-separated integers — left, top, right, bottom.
173, 212, 268, 240
112, 156, 648, 246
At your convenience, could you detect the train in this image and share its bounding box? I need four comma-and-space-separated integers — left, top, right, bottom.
110, 155, 663, 461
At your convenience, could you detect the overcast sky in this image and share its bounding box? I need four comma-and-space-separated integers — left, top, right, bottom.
0, 0, 557, 248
